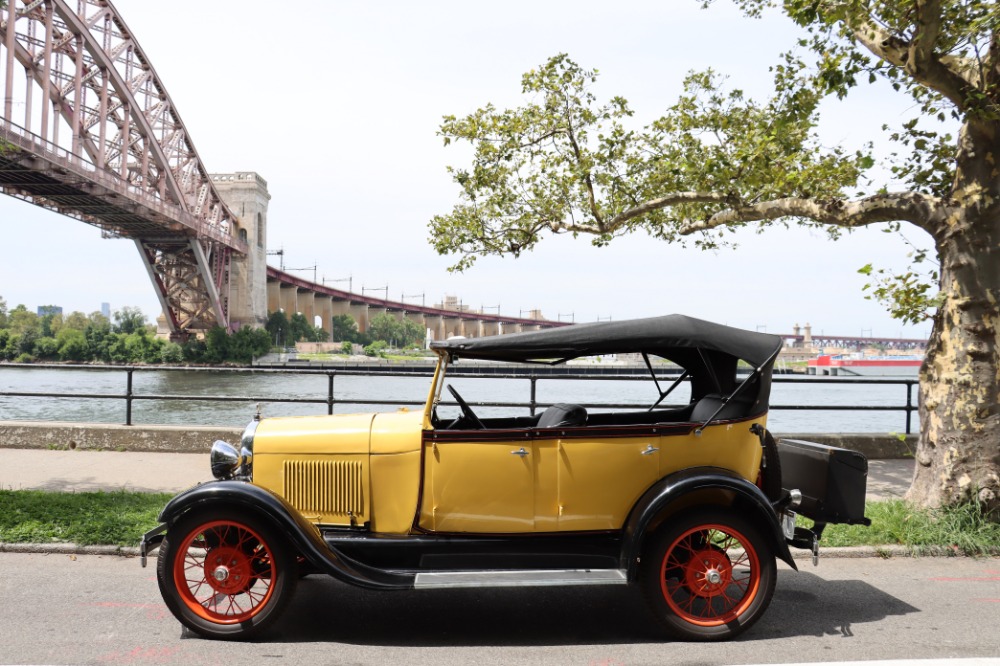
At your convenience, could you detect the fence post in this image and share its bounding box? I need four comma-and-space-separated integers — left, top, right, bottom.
529, 376, 537, 417
328, 373, 335, 415
905, 380, 914, 434
125, 368, 133, 426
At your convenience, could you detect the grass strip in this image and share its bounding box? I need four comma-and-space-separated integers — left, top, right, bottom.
803, 499, 1000, 555
0, 489, 171, 547
1, 490, 999, 554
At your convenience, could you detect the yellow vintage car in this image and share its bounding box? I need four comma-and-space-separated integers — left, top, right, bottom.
141, 315, 869, 641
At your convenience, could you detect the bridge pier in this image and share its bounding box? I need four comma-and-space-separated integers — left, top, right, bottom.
425, 315, 445, 342
315, 296, 334, 338
278, 284, 297, 317
298, 290, 316, 328
211, 173, 270, 330
267, 282, 281, 314
443, 316, 464, 339
350, 303, 370, 333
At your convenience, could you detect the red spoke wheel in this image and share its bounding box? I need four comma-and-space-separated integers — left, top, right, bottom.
156, 510, 296, 640
640, 509, 776, 641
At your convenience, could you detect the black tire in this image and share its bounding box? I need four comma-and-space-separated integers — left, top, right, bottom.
156, 509, 297, 640
639, 508, 776, 641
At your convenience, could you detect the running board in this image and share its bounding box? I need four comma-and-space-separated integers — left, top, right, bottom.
414, 569, 628, 589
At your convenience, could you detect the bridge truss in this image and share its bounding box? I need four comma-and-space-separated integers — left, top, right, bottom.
0, 0, 247, 338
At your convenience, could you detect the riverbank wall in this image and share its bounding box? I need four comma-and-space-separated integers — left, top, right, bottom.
0, 420, 915, 459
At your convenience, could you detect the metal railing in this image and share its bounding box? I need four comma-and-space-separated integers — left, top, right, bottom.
0, 363, 920, 433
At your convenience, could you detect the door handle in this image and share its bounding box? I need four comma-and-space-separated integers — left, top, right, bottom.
511, 447, 530, 457
641, 444, 659, 456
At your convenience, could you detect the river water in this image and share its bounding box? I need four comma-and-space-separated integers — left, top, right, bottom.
0, 365, 918, 434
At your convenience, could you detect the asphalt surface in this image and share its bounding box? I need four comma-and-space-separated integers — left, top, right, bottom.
0, 447, 916, 499
0, 552, 997, 665
2, 449, 998, 665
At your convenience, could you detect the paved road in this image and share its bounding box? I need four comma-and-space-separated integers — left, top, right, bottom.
0, 553, 997, 665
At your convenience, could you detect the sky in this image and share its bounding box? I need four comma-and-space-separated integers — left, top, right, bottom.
0, 0, 937, 340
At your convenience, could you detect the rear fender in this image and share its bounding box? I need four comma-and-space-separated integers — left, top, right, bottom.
156, 481, 413, 590
620, 467, 797, 580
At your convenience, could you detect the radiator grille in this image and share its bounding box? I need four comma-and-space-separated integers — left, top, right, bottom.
282, 459, 365, 517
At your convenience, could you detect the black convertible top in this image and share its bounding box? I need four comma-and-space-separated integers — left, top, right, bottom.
432, 314, 783, 414
432, 314, 781, 368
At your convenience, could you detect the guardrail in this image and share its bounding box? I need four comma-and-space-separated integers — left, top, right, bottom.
0, 363, 920, 433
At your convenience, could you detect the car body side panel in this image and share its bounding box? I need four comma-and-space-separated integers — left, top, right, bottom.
251, 413, 375, 526
369, 410, 425, 533
556, 436, 660, 531
418, 439, 537, 532
659, 417, 766, 481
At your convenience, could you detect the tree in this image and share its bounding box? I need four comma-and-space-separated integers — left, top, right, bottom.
7, 305, 39, 337
331, 314, 359, 343
56, 328, 89, 362
367, 313, 425, 348
265, 310, 290, 347
430, 4, 1000, 514
288, 313, 314, 343
0, 295, 7, 329
63, 311, 88, 331
113, 306, 147, 335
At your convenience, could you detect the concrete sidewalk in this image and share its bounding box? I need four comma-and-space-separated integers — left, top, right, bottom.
0, 447, 915, 500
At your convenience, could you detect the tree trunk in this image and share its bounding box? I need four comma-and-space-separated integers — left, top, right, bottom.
906, 124, 1000, 515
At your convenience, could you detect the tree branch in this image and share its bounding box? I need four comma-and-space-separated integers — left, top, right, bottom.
550, 192, 728, 234
848, 9, 979, 115
677, 192, 942, 235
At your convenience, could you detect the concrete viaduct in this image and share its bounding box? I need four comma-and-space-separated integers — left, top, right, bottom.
210, 171, 560, 341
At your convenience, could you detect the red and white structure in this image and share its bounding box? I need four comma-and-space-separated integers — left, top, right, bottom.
807, 354, 923, 377
1, 0, 247, 338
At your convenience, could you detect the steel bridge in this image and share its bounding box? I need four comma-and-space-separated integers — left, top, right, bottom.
0, 0, 250, 339
0, 0, 563, 339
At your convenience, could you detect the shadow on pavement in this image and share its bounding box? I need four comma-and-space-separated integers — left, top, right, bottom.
249, 569, 918, 647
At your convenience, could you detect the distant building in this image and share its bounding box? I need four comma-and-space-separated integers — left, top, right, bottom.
37, 305, 63, 317
101, 303, 111, 319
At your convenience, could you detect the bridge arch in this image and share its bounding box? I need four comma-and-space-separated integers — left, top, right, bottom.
1, 0, 248, 338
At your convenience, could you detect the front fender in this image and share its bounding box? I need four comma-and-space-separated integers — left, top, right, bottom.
156, 481, 414, 590
620, 467, 797, 579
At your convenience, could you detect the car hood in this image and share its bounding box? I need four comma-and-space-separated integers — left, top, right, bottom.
252, 410, 426, 456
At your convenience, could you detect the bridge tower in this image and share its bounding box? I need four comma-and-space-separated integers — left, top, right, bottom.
210, 173, 270, 329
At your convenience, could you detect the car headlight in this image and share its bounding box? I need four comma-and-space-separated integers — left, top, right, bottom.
210, 420, 257, 480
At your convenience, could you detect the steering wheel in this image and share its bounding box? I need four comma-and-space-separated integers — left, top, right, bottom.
446, 384, 486, 430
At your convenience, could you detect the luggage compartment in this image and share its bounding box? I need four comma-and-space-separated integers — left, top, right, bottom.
777, 439, 870, 525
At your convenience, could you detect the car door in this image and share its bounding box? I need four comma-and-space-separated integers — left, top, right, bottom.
418, 431, 539, 533
552, 427, 661, 531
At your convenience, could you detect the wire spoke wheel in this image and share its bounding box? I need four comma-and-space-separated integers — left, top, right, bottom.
175, 521, 275, 623
661, 525, 758, 624
641, 509, 776, 641
157, 510, 296, 640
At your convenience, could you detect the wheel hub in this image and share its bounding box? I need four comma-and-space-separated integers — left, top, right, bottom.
202, 546, 251, 595
685, 548, 733, 597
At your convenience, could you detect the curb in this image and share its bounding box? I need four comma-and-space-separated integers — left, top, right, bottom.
0, 542, 986, 559
0, 542, 140, 557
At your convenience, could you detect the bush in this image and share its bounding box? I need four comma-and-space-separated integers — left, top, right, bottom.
364, 340, 388, 358
14, 352, 35, 363
33, 336, 60, 360
340, 341, 353, 355
56, 329, 88, 362
160, 342, 184, 364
